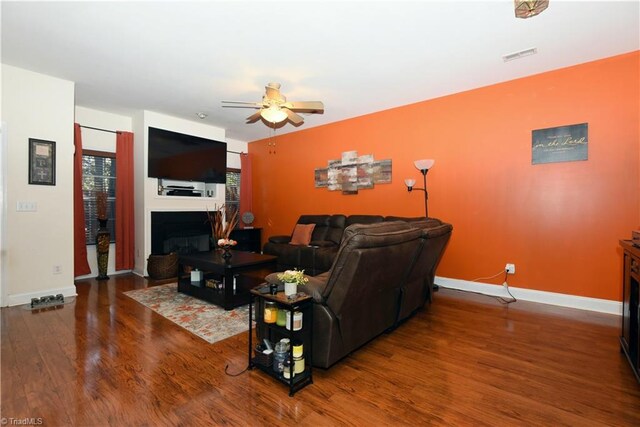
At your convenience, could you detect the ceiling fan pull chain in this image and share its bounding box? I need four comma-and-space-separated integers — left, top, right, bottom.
269, 123, 277, 154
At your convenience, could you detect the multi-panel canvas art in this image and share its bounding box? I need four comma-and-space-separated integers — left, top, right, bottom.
315, 151, 392, 195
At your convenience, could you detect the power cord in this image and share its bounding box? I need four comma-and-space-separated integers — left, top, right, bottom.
496, 270, 517, 305
470, 270, 506, 282
224, 363, 248, 377
450, 269, 517, 305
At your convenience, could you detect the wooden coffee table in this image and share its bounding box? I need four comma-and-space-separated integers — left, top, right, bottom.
177, 250, 277, 310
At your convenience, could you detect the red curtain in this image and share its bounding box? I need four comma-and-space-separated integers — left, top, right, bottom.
240, 153, 253, 221
115, 131, 135, 270
73, 124, 91, 276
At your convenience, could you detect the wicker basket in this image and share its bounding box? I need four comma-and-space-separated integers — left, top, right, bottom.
147, 252, 178, 280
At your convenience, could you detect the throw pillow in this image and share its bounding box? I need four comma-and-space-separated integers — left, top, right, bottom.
290, 224, 315, 245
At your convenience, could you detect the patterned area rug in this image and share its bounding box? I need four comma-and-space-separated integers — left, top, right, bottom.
124, 283, 250, 344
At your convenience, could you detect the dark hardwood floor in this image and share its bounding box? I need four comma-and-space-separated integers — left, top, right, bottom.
2, 273, 639, 426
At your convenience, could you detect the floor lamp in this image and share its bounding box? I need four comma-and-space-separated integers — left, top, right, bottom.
404, 159, 435, 218
405, 159, 438, 292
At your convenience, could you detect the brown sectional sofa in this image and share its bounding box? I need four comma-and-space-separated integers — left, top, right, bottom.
263, 214, 425, 275
262, 217, 452, 368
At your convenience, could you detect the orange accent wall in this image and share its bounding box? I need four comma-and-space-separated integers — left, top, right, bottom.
249, 51, 640, 301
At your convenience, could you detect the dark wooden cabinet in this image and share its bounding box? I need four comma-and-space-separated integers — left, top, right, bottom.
620, 240, 640, 383
229, 228, 262, 253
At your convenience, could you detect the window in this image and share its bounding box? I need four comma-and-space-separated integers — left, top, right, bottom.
226, 168, 240, 221
82, 150, 116, 245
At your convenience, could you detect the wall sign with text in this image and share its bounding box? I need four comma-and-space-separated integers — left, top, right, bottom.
532, 123, 588, 165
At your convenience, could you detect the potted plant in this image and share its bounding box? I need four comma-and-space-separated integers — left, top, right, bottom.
277, 269, 309, 296
206, 205, 239, 249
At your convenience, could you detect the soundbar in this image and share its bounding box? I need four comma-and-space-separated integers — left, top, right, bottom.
166, 189, 202, 197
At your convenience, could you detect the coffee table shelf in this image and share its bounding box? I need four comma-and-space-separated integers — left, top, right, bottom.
177, 250, 276, 310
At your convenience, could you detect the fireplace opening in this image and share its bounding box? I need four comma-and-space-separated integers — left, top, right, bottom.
151, 211, 211, 255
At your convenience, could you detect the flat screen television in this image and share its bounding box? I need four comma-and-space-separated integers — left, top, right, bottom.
148, 127, 227, 184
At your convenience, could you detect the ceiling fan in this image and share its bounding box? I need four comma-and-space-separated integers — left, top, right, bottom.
222, 83, 324, 127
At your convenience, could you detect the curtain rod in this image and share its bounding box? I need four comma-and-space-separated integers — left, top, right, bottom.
80, 124, 245, 154
79, 124, 121, 134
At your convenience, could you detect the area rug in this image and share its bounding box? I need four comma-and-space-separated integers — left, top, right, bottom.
124, 283, 250, 344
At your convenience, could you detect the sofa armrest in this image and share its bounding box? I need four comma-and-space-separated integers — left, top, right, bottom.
264, 271, 329, 303
299, 272, 330, 303
269, 235, 292, 244
309, 240, 337, 248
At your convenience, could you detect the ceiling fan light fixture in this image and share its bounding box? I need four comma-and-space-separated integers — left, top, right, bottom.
222, 82, 323, 128
260, 106, 288, 124
514, 0, 549, 19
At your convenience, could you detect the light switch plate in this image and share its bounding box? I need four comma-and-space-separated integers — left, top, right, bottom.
17, 201, 37, 212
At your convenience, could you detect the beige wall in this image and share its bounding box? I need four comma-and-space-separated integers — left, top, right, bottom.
0, 67, 250, 300
1, 64, 75, 306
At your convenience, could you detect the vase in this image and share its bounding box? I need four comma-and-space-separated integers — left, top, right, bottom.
284, 282, 297, 296
222, 246, 232, 259
96, 218, 110, 280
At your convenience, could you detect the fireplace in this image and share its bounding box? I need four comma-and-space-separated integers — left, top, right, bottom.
151, 211, 211, 255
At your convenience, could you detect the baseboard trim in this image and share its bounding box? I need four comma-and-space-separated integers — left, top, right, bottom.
6, 286, 78, 307
435, 276, 622, 316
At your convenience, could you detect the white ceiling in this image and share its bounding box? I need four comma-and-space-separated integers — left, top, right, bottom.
2, 1, 639, 142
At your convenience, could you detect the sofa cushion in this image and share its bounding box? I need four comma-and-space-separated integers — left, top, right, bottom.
290, 223, 315, 245
325, 215, 346, 244
298, 215, 331, 242
340, 220, 414, 244
268, 235, 292, 244
345, 215, 384, 227
266, 242, 301, 268
384, 215, 427, 223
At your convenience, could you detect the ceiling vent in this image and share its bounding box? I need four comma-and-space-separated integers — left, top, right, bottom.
502, 47, 538, 62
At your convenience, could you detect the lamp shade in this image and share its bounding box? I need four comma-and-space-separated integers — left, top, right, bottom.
414, 159, 435, 171
260, 106, 288, 123
404, 178, 416, 188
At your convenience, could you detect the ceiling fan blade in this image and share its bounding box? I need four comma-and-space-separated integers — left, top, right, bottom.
265, 83, 284, 101
283, 101, 324, 113
246, 111, 262, 123
284, 108, 304, 125
222, 101, 262, 108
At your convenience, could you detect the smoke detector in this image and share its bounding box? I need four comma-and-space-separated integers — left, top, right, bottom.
196, 112, 208, 119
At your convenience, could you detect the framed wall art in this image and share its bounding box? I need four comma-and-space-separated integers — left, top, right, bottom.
28, 138, 56, 185
314, 150, 392, 195
532, 123, 588, 165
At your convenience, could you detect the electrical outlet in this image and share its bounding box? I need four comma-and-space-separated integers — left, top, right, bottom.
53, 265, 62, 275
505, 263, 515, 274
